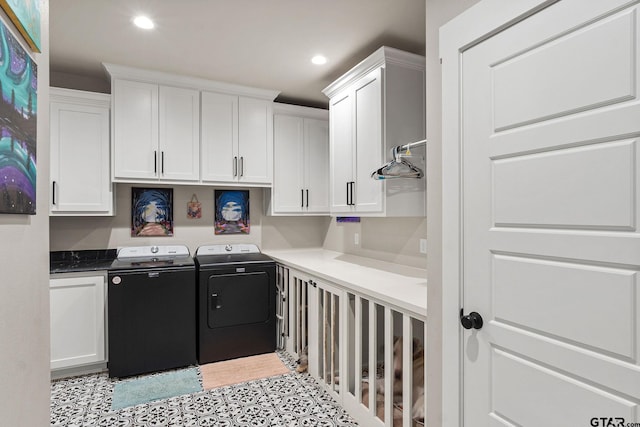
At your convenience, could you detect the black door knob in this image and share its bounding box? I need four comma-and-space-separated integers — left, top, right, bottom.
460, 308, 483, 330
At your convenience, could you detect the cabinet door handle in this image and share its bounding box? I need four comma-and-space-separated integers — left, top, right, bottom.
306, 189, 309, 208
154, 151, 157, 174
240, 157, 244, 177
350, 182, 355, 206
301, 189, 304, 208
351, 182, 354, 205
161, 151, 165, 175
52, 181, 56, 205
346, 182, 350, 206
233, 156, 238, 177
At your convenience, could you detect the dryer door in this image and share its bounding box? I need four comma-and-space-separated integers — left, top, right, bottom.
207, 271, 270, 328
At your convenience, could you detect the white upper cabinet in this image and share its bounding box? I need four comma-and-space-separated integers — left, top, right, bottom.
273, 113, 305, 212
267, 103, 329, 215
50, 87, 113, 216
201, 93, 273, 185
328, 90, 353, 213
200, 92, 238, 182
112, 79, 158, 180
323, 46, 426, 217
304, 117, 330, 213
158, 86, 200, 181
104, 63, 279, 186
237, 97, 273, 184
328, 69, 383, 214
111, 79, 199, 182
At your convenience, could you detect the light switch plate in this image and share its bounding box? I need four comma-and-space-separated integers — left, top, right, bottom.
419, 238, 427, 253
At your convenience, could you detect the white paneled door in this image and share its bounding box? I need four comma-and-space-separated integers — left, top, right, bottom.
443, 0, 640, 425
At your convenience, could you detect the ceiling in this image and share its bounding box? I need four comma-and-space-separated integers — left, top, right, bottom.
49, 0, 426, 108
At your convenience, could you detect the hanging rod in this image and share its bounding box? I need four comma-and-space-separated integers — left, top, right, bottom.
371, 138, 428, 180
398, 138, 427, 152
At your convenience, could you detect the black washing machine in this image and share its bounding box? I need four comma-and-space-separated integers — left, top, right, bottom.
195, 244, 276, 364
108, 245, 196, 378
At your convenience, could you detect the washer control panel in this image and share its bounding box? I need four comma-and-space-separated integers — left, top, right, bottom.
196, 244, 261, 256
117, 245, 190, 259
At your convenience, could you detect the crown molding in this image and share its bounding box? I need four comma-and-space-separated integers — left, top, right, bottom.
273, 102, 328, 120
102, 63, 281, 101
322, 46, 425, 99
50, 87, 111, 107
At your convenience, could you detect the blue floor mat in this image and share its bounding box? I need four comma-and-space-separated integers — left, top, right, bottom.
111, 367, 202, 410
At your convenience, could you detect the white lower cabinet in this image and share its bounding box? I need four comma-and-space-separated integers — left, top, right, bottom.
50, 274, 106, 371
278, 264, 426, 427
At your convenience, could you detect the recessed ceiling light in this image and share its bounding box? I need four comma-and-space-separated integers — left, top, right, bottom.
311, 55, 327, 65
133, 15, 154, 30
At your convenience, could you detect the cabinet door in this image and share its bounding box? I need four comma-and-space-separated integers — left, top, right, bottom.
304, 118, 330, 213
239, 97, 272, 184
329, 91, 354, 213
50, 96, 112, 214
273, 114, 304, 213
112, 80, 159, 179
50, 275, 106, 370
201, 91, 238, 182
353, 69, 383, 213
159, 86, 200, 181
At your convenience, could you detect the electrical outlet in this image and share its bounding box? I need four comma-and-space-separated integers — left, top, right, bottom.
419, 238, 427, 254
354, 233, 360, 246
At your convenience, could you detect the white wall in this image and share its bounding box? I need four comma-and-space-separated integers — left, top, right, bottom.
262, 215, 331, 250
323, 216, 427, 269
425, 0, 480, 426
51, 70, 109, 93
51, 185, 331, 253
51, 183, 425, 268
0, 1, 51, 426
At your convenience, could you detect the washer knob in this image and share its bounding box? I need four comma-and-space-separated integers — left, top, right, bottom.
151, 246, 159, 254
225, 244, 232, 252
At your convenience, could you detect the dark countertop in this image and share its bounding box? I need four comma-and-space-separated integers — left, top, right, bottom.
50, 249, 117, 274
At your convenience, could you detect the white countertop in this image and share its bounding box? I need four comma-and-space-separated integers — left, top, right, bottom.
263, 248, 427, 318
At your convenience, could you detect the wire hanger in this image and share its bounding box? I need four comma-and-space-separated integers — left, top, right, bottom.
371, 139, 426, 180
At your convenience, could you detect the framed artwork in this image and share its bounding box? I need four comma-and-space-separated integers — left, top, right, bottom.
0, 0, 41, 52
214, 190, 249, 235
131, 188, 174, 237
0, 19, 37, 214
187, 194, 201, 219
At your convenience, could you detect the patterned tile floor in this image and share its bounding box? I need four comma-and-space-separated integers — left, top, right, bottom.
50, 351, 359, 427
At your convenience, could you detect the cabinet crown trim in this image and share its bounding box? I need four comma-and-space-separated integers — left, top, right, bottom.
273, 102, 328, 119
322, 46, 425, 99
50, 87, 111, 106
103, 63, 281, 100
